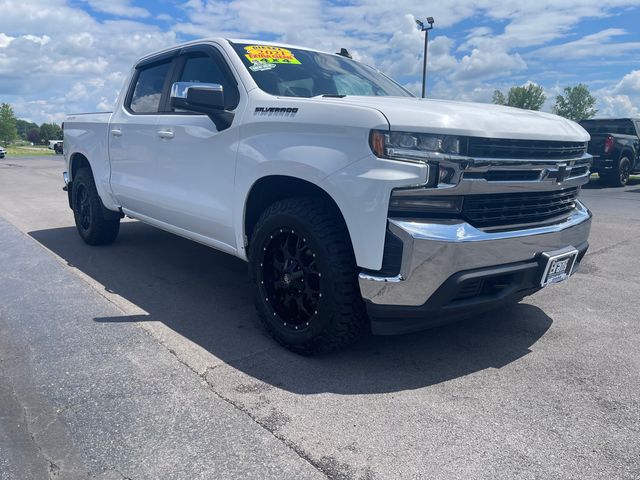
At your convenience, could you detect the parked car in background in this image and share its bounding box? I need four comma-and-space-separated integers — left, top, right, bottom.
579, 118, 640, 186
63, 39, 593, 353
49, 140, 64, 154
0, 146, 6, 158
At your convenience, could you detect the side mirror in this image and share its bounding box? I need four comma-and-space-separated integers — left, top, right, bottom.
170, 82, 234, 130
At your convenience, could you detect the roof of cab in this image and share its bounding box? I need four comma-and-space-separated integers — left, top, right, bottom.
582, 117, 639, 122
136, 37, 330, 64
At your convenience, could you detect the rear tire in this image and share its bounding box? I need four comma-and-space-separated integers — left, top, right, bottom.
604, 157, 631, 187
72, 167, 120, 245
248, 197, 368, 355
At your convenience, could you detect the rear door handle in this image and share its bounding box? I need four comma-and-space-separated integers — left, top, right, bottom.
110, 128, 122, 137
157, 130, 174, 139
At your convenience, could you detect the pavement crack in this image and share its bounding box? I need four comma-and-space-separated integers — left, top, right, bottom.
114, 469, 133, 480
206, 385, 334, 479
158, 340, 332, 479
12, 381, 62, 479
587, 238, 631, 257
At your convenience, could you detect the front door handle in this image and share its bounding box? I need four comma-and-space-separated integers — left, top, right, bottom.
157, 130, 174, 139
110, 128, 122, 137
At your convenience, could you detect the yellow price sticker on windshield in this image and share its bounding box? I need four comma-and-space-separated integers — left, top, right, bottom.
245, 45, 301, 65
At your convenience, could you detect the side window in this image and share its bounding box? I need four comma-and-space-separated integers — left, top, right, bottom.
177, 54, 239, 110
129, 61, 172, 113
623, 121, 635, 136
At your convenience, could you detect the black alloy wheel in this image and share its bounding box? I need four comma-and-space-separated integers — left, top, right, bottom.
75, 183, 92, 233
258, 228, 322, 332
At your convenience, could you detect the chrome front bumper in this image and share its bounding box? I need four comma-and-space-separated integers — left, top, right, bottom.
359, 200, 592, 307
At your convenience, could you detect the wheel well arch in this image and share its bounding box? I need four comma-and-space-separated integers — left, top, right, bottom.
619, 148, 637, 168
69, 152, 91, 179
620, 148, 633, 159
244, 175, 349, 246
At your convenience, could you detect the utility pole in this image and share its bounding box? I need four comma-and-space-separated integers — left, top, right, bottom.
415, 17, 435, 98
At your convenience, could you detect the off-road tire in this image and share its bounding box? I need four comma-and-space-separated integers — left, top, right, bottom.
72, 167, 120, 245
248, 197, 368, 354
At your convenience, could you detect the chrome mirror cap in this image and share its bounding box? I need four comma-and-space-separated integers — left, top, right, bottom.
170, 82, 223, 99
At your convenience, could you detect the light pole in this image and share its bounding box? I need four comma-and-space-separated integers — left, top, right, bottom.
415, 17, 435, 98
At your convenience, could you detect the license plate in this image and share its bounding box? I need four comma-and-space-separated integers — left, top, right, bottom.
540, 249, 579, 287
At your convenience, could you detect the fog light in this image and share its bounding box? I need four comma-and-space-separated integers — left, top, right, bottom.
389, 191, 463, 216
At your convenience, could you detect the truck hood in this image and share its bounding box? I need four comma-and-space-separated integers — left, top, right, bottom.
333, 96, 590, 142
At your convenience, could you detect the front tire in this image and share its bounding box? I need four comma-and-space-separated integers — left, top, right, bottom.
248, 197, 367, 354
72, 167, 120, 245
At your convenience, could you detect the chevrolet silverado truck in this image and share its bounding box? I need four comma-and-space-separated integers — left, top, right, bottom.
579, 118, 639, 186
63, 39, 592, 354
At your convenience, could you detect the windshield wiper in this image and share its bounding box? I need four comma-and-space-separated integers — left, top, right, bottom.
318, 94, 347, 98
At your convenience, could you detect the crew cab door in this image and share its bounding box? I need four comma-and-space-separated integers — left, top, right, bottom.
109, 52, 176, 222
109, 44, 243, 251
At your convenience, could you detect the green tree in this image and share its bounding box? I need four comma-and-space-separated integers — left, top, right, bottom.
0, 103, 18, 146
39, 122, 62, 143
552, 84, 598, 122
492, 90, 507, 105
16, 119, 39, 140
27, 127, 40, 144
492, 83, 546, 111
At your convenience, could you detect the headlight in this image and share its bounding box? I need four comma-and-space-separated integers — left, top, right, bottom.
370, 130, 462, 162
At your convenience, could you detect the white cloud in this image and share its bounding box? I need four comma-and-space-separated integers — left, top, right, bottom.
0, 0, 176, 122
612, 70, 640, 95
452, 48, 526, 82
0, 33, 14, 48
85, 0, 150, 18
594, 69, 640, 117
532, 28, 640, 59
23, 35, 51, 45
598, 95, 639, 117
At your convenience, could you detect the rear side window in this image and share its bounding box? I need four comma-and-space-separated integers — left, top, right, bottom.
177, 54, 239, 110
130, 61, 172, 113
581, 120, 635, 136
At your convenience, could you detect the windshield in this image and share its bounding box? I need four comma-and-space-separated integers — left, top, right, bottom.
230, 42, 413, 98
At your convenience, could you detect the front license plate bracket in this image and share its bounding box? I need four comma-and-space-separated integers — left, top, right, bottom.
540, 248, 579, 287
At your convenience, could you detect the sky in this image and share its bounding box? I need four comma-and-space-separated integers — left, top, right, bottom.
1, 0, 639, 124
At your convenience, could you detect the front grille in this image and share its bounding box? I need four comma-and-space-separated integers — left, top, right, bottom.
467, 138, 587, 159
463, 170, 542, 182
464, 164, 590, 183
462, 187, 579, 229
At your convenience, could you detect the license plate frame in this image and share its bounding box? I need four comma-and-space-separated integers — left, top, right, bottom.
540, 248, 579, 287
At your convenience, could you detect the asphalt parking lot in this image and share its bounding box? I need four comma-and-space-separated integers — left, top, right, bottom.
1, 155, 639, 480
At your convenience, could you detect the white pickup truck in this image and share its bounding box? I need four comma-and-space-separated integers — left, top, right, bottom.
63, 39, 592, 353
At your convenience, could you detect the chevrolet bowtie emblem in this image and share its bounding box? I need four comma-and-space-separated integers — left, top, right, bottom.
556, 164, 569, 183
